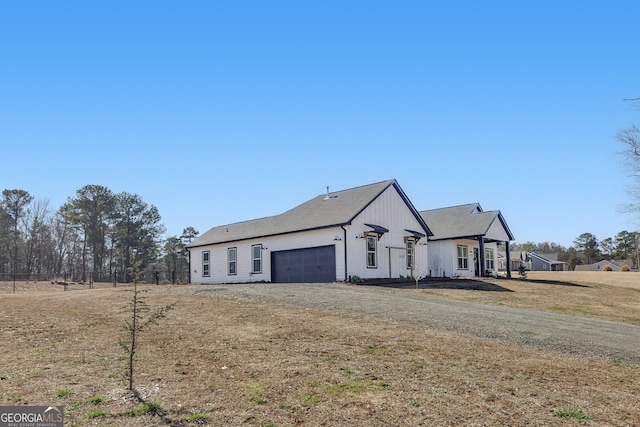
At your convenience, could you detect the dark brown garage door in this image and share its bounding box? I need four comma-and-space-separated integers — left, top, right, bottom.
271, 245, 336, 283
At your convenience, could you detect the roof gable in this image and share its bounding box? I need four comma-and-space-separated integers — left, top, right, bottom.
528, 252, 568, 265
188, 179, 431, 248
420, 203, 514, 241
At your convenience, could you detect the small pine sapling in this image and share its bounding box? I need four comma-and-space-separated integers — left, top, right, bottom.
120, 259, 176, 391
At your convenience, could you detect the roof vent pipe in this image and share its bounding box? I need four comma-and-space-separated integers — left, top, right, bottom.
324, 186, 330, 200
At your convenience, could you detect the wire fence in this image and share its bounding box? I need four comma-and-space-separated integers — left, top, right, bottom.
0, 272, 187, 293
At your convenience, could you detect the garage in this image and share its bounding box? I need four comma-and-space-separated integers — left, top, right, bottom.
271, 245, 336, 283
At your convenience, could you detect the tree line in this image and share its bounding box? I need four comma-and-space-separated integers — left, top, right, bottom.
0, 185, 198, 283
509, 230, 640, 271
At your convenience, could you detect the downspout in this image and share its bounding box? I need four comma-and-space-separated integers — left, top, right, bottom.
343, 225, 348, 281
187, 249, 191, 284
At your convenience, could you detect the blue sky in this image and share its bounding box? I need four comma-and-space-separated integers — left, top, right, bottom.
1, 1, 638, 248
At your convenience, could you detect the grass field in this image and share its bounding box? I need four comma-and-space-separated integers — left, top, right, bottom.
419, 270, 640, 325
1, 271, 639, 426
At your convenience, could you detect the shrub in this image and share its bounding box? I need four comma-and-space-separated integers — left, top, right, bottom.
621, 264, 630, 271
518, 265, 527, 279
602, 264, 613, 271
246, 385, 267, 405
54, 389, 73, 398
123, 402, 162, 416
84, 410, 107, 419
554, 407, 591, 420
350, 275, 363, 284
186, 412, 209, 424
89, 396, 104, 404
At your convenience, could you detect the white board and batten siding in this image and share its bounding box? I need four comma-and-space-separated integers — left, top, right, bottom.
192, 227, 345, 284
345, 184, 429, 280
427, 240, 455, 278
428, 239, 498, 278
190, 182, 430, 284
485, 217, 511, 242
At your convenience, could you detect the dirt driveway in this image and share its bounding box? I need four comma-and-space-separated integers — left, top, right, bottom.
168, 281, 640, 365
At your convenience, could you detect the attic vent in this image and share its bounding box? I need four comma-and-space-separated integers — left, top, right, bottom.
324, 186, 337, 200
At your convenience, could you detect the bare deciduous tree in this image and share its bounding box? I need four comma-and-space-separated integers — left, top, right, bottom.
617, 100, 640, 218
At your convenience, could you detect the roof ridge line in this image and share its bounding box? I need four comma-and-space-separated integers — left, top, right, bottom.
324, 179, 395, 196
419, 202, 480, 213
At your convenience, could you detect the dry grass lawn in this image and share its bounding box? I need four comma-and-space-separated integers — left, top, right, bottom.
1, 272, 639, 426
420, 271, 640, 325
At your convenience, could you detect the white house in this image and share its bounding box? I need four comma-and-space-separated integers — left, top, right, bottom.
186, 180, 432, 284
419, 203, 515, 278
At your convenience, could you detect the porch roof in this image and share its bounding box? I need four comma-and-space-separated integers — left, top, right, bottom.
419, 203, 514, 242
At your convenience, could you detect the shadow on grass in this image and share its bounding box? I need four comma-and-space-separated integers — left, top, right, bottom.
362, 276, 591, 291
517, 278, 589, 288
365, 278, 514, 292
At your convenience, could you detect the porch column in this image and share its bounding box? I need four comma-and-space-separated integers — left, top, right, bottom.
505, 241, 512, 278
478, 236, 486, 277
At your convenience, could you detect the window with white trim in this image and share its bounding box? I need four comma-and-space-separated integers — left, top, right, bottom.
202, 251, 210, 277
406, 239, 415, 269
366, 235, 377, 268
251, 244, 262, 274
457, 245, 469, 269
228, 247, 237, 275
485, 249, 495, 270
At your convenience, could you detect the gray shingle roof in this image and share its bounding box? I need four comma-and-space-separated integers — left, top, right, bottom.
419, 203, 512, 241
187, 179, 430, 248
529, 252, 567, 265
